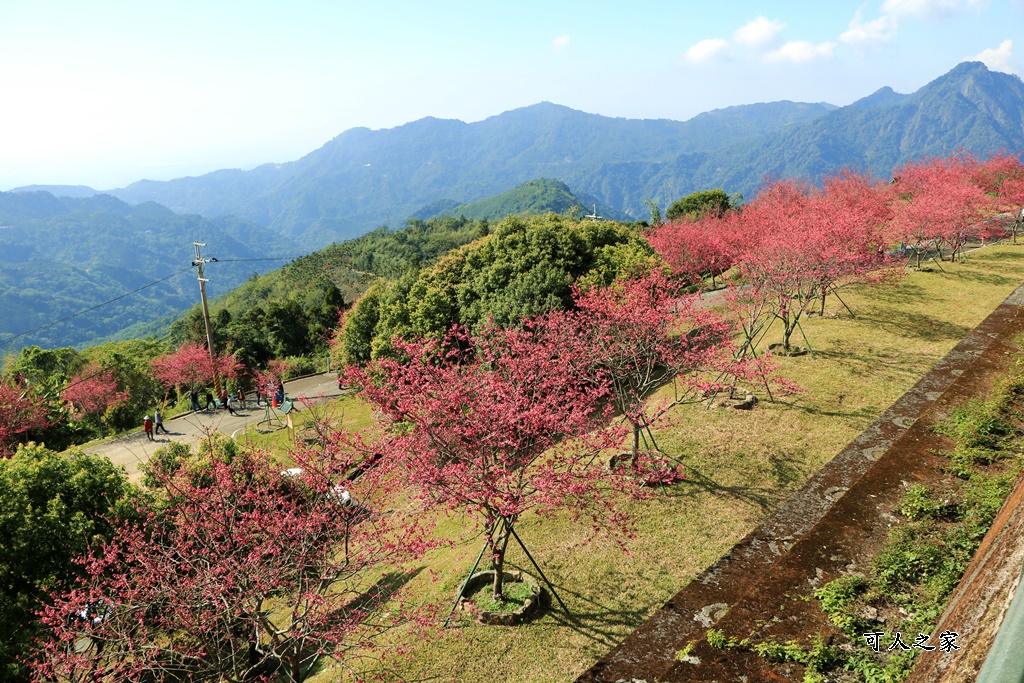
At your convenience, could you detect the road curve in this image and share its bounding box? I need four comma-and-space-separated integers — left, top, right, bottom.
86, 373, 343, 479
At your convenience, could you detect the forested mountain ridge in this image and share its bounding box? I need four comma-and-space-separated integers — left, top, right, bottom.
106, 62, 1022, 251
426, 178, 629, 222
0, 178, 621, 355
664, 61, 1024, 197
163, 180, 632, 352
0, 191, 292, 352
108, 100, 837, 245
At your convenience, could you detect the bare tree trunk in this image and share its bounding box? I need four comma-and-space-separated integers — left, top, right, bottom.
491, 524, 512, 601
781, 314, 795, 352
630, 421, 641, 463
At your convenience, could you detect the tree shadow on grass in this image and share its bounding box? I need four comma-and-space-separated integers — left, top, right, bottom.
860, 281, 929, 305
773, 392, 880, 421
302, 568, 426, 680
346, 567, 426, 614
487, 565, 654, 649
660, 462, 797, 515
981, 248, 1024, 261
858, 308, 972, 343
503, 454, 809, 646
952, 269, 1018, 287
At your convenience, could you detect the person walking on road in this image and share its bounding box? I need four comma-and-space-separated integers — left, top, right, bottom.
153, 408, 169, 435
190, 388, 201, 413
143, 415, 155, 442
225, 394, 239, 416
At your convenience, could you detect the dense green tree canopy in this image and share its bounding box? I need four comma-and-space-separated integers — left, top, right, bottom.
0, 445, 135, 681
340, 213, 655, 362
665, 188, 735, 221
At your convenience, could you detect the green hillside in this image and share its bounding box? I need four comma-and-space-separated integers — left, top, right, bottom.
430, 178, 628, 221
0, 192, 291, 353
161, 215, 491, 363
339, 212, 653, 363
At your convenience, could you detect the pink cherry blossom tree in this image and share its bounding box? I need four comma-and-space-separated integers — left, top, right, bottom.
150, 342, 242, 392
730, 180, 826, 353
559, 270, 755, 466
729, 174, 897, 353
809, 170, 896, 314
891, 155, 990, 265
32, 439, 427, 683
0, 380, 51, 458
646, 212, 740, 289
62, 364, 130, 433
350, 324, 642, 602
971, 153, 1024, 243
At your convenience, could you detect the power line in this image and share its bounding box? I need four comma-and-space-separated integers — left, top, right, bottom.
28, 306, 177, 350
61, 365, 112, 393
2, 267, 192, 347
2, 254, 302, 353
214, 257, 300, 263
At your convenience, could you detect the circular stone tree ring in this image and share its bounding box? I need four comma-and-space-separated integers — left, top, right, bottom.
460, 570, 544, 626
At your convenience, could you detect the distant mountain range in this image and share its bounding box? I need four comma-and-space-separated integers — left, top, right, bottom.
0, 180, 604, 352
5, 61, 1023, 352
78, 61, 1021, 249
624, 61, 1024, 202
97, 100, 837, 246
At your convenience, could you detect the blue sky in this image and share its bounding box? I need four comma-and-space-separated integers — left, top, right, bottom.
0, 0, 1020, 191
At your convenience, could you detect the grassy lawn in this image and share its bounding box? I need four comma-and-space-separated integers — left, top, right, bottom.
236, 392, 378, 455
286, 245, 1024, 683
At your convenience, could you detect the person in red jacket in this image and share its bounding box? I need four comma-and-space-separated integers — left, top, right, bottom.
143, 415, 154, 442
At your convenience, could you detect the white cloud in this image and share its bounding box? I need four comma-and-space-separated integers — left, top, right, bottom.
764, 40, 837, 63
972, 39, 1018, 74
733, 16, 785, 48
552, 34, 571, 52
839, 10, 898, 47
683, 38, 733, 64
881, 0, 986, 19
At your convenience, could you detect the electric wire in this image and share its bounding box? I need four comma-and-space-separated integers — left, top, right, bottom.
212, 257, 300, 263
2, 267, 192, 347
2, 255, 302, 354
25, 307, 178, 351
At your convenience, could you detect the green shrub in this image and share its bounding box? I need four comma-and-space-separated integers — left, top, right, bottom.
142, 441, 192, 489
706, 628, 728, 649
901, 483, 946, 520
936, 398, 1008, 449
815, 574, 868, 635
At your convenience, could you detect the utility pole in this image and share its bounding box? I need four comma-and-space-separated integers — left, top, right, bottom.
192, 242, 222, 395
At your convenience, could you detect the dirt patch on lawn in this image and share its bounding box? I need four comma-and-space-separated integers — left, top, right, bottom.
576, 284, 1024, 683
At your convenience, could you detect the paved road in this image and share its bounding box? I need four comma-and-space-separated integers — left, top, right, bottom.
86, 373, 344, 479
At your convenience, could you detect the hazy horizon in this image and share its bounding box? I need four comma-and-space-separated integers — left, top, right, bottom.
1, 0, 1020, 191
